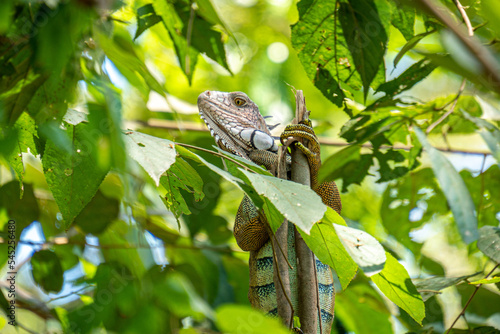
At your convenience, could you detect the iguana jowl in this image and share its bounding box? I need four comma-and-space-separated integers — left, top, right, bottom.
197, 91, 341, 334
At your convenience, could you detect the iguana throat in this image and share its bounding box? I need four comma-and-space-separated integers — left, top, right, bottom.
197, 91, 278, 159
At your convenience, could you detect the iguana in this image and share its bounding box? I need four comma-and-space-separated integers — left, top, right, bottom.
197, 91, 341, 334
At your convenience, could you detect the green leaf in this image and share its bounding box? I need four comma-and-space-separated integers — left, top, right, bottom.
153, 0, 231, 81
299, 207, 358, 290
371, 252, 425, 324
462, 110, 500, 165
96, 29, 165, 99
315, 67, 345, 107
3, 112, 40, 192
31, 250, 64, 293
371, 59, 436, 108
319, 145, 360, 182
469, 277, 500, 285
0, 0, 14, 33
43, 122, 109, 227
74, 191, 119, 235
123, 130, 176, 187
160, 157, 205, 219
134, 4, 162, 40
335, 282, 392, 334
338, 0, 388, 98
380, 168, 447, 253
478, 0, 500, 38
216, 304, 289, 334
0, 182, 39, 233
414, 127, 478, 244
1, 73, 48, 125
393, 30, 435, 67
240, 169, 326, 234
412, 273, 479, 301
334, 222, 386, 276
153, 0, 199, 83
477, 226, 500, 263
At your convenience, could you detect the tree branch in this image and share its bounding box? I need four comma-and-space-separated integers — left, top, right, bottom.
445, 263, 500, 333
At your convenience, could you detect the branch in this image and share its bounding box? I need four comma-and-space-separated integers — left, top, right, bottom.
126, 120, 493, 155
445, 263, 500, 333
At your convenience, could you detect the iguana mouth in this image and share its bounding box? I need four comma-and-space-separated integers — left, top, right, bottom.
197, 91, 278, 158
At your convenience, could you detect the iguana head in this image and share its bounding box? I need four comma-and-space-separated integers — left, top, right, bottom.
197, 91, 278, 159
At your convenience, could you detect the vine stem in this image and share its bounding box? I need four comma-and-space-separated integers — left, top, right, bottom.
445, 263, 500, 333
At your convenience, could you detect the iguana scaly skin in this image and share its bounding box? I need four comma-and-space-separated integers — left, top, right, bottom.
198, 91, 341, 334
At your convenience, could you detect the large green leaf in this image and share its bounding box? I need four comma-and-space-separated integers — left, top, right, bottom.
216, 305, 289, 334
240, 169, 326, 234
299, 207, 358, 290
31, 250, 64, 293
414, 127, 478, 244
123, 130, 176, 186
43, 122, 109, 227
477, 226, 500, 263
371, 252, 425, 324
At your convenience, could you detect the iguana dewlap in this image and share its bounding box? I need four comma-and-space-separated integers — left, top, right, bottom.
198, 91, 341, 334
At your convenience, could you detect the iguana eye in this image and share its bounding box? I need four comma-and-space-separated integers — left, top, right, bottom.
234, 97, 246, 106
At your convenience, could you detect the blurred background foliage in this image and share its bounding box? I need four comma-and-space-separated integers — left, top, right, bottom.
0, 0, 500, 333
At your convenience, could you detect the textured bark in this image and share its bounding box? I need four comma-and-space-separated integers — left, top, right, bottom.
291, 91, 319, 334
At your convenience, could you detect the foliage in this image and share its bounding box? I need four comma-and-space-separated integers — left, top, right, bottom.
0, 0, 500, 333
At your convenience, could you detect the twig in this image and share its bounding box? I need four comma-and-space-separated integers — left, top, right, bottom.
452, 0, 474, 37
415, 0, 500, 93
47, 285, 95, 303
476, 154, 487, 223
426, 79, 467, 134
185, 2, 195, 76
445, 263, 500, 333
15, 322, 38, 334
